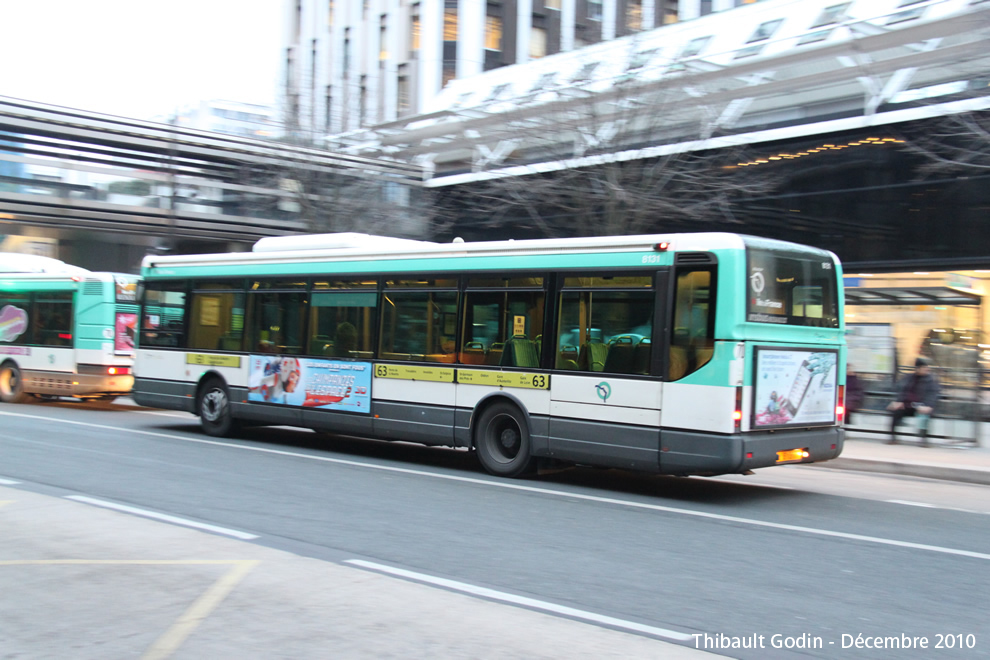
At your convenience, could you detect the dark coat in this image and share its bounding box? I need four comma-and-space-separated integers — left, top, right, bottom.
894, 371, 940, 410
846, 373, 864, 412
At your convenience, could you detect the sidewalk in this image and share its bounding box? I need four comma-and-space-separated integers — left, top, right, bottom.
823, 429, 990, 485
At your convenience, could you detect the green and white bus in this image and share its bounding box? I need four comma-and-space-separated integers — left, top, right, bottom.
0, 254, 139, 403
133, 232, 846, 477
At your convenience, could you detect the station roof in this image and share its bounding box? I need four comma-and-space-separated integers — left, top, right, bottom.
331, 0, 990, 188
845, 286, 982, 306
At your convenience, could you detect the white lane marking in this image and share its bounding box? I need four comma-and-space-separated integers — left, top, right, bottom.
887, 500, 938, 508
4, 409, 990, 562
0, 478, 21, 485
65, 495, 258, 540
345, 559, 695, 642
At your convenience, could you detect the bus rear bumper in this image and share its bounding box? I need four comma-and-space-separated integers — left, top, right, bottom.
24, 370, 134, 398
660, 427, 844, 476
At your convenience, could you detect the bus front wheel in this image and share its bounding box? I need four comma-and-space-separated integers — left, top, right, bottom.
198, 379, 237, 437
0, 363, 31, 404
475, 401, 535, 478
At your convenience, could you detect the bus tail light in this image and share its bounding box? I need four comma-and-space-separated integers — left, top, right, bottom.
107, 366, 131, 376
733, 386, 743, 432
836, 384, 845, 423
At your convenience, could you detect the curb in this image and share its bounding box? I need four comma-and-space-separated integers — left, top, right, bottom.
813, 457, 990, 486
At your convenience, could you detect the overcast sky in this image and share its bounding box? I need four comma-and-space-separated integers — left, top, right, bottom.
0, 0, 284, 120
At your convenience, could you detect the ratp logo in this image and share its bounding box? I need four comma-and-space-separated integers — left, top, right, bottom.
595, 381, 612, 403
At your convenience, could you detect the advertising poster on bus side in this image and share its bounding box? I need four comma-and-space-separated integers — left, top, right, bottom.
247, 355, 372, 413
115, 312, 137, 354
753, 348, 837, 428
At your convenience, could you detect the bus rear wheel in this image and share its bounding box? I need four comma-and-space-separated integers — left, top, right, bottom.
475, 401, 535, 478
0, 363, 31, 404
198, 379, 237, 437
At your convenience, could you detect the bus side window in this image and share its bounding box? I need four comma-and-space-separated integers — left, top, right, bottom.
461, 286, 545, 367
380, 289, 458, 361
34, 292, 73, 346
188, 288, 244, 352
140, 284, 186, 348
308, 288, 378, 359
669, 268, 715, 381
556, 284, 653, 375
247, 281, 307, 355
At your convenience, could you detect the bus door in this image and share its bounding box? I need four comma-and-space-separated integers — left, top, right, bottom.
548, 272, 666, 471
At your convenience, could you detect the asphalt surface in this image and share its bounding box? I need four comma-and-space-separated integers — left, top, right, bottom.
2, 399, 989, 659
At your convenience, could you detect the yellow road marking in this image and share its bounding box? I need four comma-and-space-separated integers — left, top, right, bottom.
0, 559, 259, 660
141, 560, 260, 660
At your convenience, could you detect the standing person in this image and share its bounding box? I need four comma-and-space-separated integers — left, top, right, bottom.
845, 363, 865, 425
887, 357, 940, 446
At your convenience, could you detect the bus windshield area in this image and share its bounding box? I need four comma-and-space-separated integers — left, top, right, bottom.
746, 248, 839, 328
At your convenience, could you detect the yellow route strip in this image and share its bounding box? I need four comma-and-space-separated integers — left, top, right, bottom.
141, 560, 260, 660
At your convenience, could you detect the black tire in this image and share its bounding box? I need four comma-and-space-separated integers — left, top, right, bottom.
0, 362, 31, 404
198, 379, 237, 437
474, 401, 535, 478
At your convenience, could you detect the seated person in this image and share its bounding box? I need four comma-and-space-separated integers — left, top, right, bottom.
334, 322, 358, 357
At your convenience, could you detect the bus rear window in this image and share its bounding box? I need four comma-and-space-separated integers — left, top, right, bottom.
746, 248, 838, 327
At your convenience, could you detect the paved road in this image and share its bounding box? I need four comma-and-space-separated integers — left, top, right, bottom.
2, 398, 989, 659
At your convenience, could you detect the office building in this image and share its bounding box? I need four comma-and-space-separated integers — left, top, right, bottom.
281, 0, 764, 136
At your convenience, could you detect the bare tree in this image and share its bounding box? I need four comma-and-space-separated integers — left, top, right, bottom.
228, 121, 445, 240
903, 110, 990, 177
428, 84, 778, 239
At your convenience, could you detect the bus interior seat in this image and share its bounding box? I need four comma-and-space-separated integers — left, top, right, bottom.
460, 341, 487, 365
578, 341, 607, 372
603, 336, 636, 373
217, 335, 242, 351
485, 342, 504, 365
501, 336, 539, 368
556, 345, 579, 370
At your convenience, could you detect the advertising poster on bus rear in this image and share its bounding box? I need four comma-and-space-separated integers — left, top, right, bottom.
115, 312, 137, 354
753, 348, 837, 428
247, 355, 371, 413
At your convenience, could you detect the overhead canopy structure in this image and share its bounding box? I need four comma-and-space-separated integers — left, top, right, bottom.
331, 0, 990, 188
844, 286, 982, 306
0, 96, 424, 247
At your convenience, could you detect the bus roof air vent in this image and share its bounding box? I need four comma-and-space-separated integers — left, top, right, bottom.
675, 251, 717, 265
253, 233, 435, 253
83, 279, 104, 295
